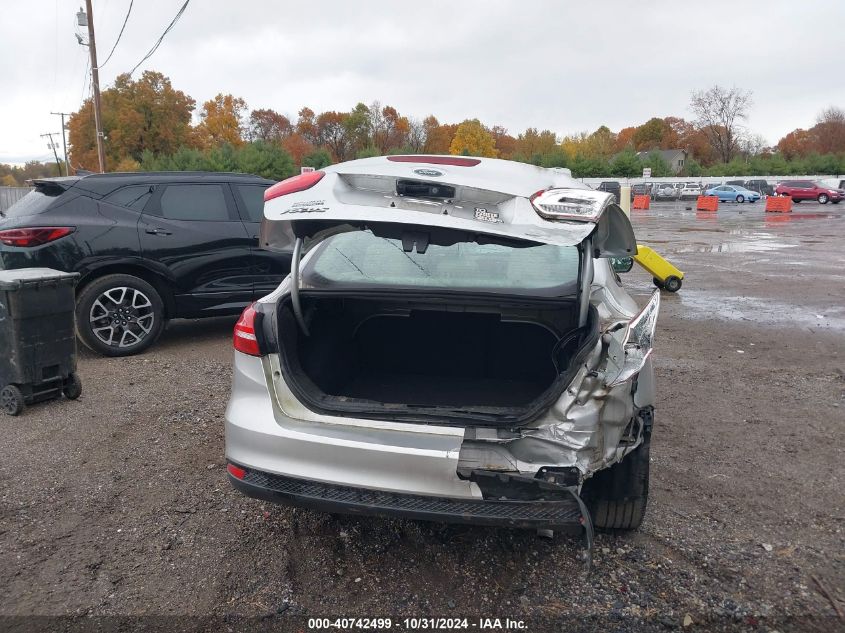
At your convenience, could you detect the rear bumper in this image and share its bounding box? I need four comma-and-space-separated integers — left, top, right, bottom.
228, 465, 586, 530
225, 351, 481, 499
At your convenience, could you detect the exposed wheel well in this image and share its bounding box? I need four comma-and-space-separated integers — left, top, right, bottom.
77, 265, 176, 318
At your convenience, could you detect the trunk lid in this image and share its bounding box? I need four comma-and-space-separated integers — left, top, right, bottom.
260, 156, 636, 258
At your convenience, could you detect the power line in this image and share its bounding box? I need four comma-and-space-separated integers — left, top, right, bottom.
100, 0, 134, 68
81, 55, 90, 102
128, 0, 190, 76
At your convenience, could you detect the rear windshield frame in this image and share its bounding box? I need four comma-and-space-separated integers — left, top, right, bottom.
300, 230, 582, 299
1, 187, 65, 218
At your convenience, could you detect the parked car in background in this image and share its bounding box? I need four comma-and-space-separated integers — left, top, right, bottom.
0, 172, 285, 356
653, 182, 680, 201
679, 183, 703, 200
631, 183, 653, 200
743, 179, 774, 196
595, 181, 621, 203
226, 156, 658, 535
775, 180, 843, 204
704, 184, 761, 203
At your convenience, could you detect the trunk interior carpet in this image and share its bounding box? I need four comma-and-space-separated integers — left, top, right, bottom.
341, 373, 544, 407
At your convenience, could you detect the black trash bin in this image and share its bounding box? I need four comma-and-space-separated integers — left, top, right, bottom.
0, 268, 81, 416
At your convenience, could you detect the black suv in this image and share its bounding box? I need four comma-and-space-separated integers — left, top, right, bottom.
743, 179, 774, 196
0, 172, 288, 356
594, 181, 621, 203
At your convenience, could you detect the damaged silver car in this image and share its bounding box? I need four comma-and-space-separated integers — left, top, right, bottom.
225, 155, 659, 548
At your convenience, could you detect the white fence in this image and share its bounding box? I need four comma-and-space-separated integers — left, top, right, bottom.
578, 175, 844, 188
0, 187, 33, 212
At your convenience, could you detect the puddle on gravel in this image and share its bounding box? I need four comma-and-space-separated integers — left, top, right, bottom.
671, 232, 797, 253
674, 240, 798, 253
674, 291, 845, 331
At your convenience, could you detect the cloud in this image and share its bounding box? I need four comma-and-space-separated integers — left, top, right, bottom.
2, 0, 843, 163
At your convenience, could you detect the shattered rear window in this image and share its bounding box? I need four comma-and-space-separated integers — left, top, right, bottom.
303, 230, 580, 297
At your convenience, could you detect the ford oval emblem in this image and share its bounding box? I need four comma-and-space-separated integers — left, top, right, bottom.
413, 168, 444, 177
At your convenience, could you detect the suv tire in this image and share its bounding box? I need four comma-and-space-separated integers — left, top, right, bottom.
582, 432, 650, 530
818, 193, 829, 204
76, 274, 165, 357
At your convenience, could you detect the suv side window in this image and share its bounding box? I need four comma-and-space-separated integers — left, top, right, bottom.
103, 185, 153, 211
158, 184, 230, 221
233, 184, 270, 223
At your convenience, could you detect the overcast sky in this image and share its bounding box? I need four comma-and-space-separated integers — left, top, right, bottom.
1, 0, 843, 165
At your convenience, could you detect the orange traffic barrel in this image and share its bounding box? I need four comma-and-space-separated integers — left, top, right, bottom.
696, 195, 719, 212
632, 194, 650, 210
765, 196, 792, 213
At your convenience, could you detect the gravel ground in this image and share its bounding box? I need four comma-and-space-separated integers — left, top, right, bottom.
1, 200, 843, 632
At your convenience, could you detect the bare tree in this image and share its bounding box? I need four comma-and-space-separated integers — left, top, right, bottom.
816, 106, 845, 125
690, 85, 752, 163
406, 117, 427, 152
814, 106, 845, 154
739, 133, 768, 162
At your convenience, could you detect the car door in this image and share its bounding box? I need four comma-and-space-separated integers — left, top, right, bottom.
793, 181, 812, 200
230, 182, 293, 298
138, 182, 255, 317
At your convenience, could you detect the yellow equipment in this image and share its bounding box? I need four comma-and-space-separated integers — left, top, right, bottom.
634, 244, 684, 292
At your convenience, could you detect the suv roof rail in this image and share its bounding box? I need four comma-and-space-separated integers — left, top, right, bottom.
80, 170, 266, 179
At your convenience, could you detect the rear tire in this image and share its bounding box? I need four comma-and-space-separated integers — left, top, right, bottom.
1, 385, 25, 416
583, 432, 651, 530
76, 274, 165, 357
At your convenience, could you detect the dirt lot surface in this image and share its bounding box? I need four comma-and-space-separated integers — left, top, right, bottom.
1, 200, 843, 632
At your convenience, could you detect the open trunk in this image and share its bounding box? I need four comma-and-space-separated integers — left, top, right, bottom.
275, 294, 595, 422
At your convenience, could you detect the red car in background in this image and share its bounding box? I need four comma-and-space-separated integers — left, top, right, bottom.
774, 180, 843, 204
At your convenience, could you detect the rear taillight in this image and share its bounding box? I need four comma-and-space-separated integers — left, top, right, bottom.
0, 227, 75, 247
530, 188, 609, 222
264, 170, 325, 202
233, 303, 261, 356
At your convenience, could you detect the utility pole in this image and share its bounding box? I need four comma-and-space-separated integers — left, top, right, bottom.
50, 112, 73, 175
79, 1, 106, 172
41, 133, 62, 176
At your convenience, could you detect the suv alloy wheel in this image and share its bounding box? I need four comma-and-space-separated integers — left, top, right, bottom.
76, 274, 166, 356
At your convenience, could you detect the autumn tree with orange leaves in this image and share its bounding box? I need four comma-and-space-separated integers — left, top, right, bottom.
248, 109, 293, 142
67, 71, 195, 171
56, 69, 845, 181
449, 119, 497, 157
196, 94, 248, 148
